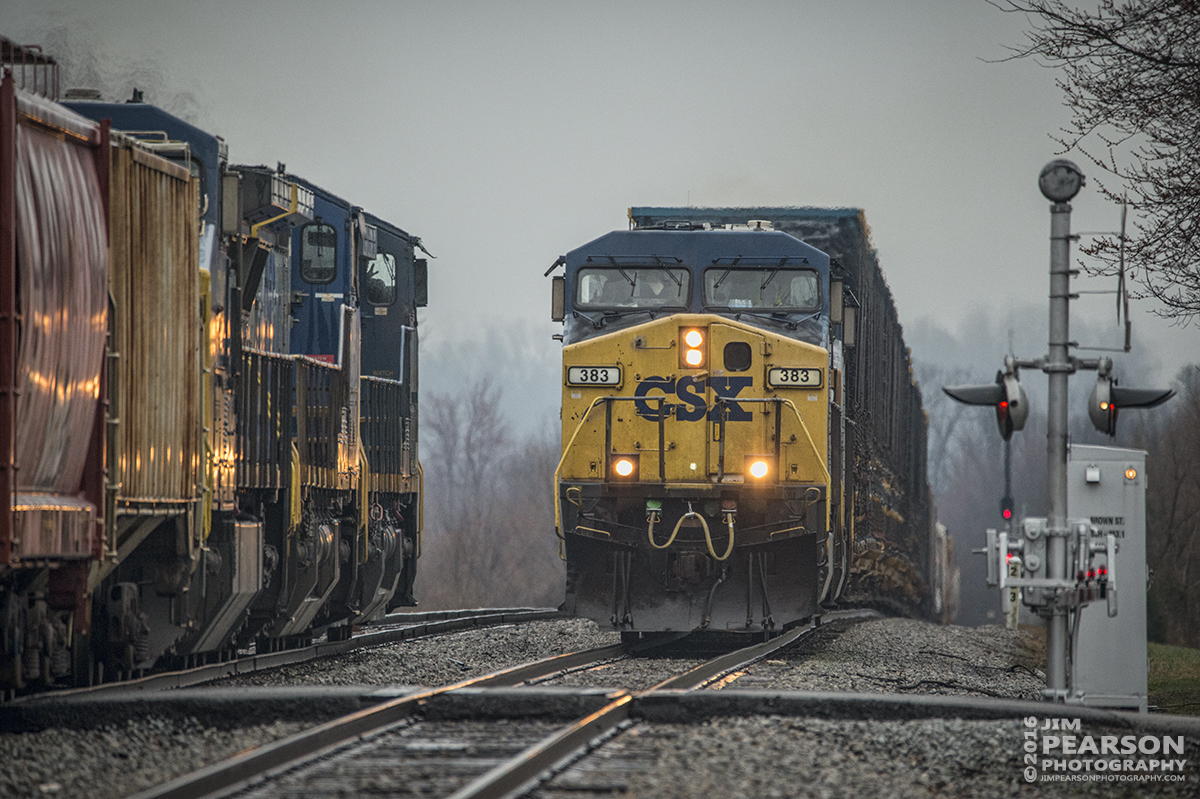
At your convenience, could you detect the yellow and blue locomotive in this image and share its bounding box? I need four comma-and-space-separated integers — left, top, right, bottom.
552, 209, 935, 634
552, 218, 848, 634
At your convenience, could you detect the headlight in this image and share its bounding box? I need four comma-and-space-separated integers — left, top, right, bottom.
610, 455, 639, 480
680, 327, 705, 368
745, 456, 774, 481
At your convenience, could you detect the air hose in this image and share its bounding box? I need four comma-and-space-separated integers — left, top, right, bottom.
647, 504, 735, 562
705, 512, 735, 561
646, 509, 677, 549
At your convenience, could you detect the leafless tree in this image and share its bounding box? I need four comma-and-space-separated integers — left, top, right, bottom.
916, 361, 993, 495
1134, 365, 1200, 645
418, 377, 564, 609
995, 0, 1200, 319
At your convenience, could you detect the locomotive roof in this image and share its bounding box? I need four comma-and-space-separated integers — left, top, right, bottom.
565, 227, 831, 271
61, 100, 222, 161
629, 205, 864, 225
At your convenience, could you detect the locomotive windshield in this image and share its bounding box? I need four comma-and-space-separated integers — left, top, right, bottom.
575, 266, 691, 310
703, 267, 820, 311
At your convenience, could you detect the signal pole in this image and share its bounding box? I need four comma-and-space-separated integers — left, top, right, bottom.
1042, 164, 1081, 698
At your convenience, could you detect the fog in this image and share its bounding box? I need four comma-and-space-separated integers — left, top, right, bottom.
9, 0, 1197, 622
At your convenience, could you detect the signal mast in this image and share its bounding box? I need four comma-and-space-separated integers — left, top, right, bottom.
945, 161, 1173, 702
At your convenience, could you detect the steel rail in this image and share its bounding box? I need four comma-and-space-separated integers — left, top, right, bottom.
132, 611, 876, 799
649, 624, 811, 691
653, 607, 876, 691
445, 695, 635, 799
124, 641, 630, 799
11, 607, 559, 703
448, 609, 878, 799
447, 634, 812, 799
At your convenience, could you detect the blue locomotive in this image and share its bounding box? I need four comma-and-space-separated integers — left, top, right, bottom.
0, 42, 425, 689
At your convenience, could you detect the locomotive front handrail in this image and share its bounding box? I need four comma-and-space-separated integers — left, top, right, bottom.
711, 396, 831, 486
416, 459, 424, 559
554, 395, 670, 544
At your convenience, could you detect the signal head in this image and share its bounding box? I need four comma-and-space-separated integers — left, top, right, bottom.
1000, 494, 1014, 521
1088, 374, 1118, 436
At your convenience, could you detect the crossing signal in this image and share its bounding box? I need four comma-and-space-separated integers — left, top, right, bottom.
1000, 495, 1014, 521
943, 367, 1029, 441
1087, 373, 1174, 437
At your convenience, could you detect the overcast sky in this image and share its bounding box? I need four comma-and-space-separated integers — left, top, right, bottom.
10, 0, 1196, 398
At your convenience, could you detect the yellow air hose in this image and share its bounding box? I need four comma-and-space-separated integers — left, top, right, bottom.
646, 510, 676, 549
706, 513, 736, 562
648, 505, 735, 562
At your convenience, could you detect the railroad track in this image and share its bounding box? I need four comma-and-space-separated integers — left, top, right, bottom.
5, 608, 561, 703
126, 611, 865, 799
11, 610, 1198, 798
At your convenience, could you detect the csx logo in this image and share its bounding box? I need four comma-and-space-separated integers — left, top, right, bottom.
634, 376, 752, 422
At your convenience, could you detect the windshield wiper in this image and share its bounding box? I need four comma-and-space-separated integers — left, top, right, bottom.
599, 309, 654, 325
760, 267, 779, 290
704, 308, 820, 331
573, 309, 604, 329
597, 305, 689, 326
712, 269, 731, 289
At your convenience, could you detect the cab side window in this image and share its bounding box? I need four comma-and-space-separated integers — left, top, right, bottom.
364, 253, 397, 305
301, 222, 337, 284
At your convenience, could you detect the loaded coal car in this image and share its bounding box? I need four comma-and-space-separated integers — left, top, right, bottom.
0, 42, 425, 690
548, 206, 935, 636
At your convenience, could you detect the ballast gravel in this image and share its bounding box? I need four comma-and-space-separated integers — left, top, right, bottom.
730, 616, 1046, 700
2, 616, 1183, 799
545, 716, 1199, 799
215, 618, 620, 688
0, 717, 311, 799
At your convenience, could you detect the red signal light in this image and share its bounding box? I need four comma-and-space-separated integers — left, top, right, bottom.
1002, 508, 1012, 520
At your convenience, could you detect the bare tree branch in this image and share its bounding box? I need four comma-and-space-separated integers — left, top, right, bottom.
995, 0, 1200, 320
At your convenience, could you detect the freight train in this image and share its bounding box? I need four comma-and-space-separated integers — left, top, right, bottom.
550, 207, 938, 635
0, 42, 425, 690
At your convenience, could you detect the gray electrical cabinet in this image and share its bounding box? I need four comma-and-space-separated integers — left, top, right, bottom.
1067, 444, 1148, 712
